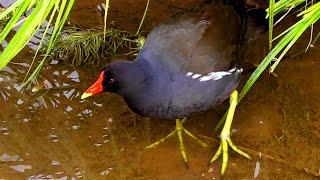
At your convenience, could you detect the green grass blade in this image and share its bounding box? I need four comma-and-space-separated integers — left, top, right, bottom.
269, 0, 275, 50
240, 5, 320, 101
0, 0, 53, 70
103, 0, 110, 41
23, 1, 59, 82
0, 0, 24, 20
239, 32, 296, 102
216, 1, 320, 131
267, 0, 305, 17
24, 0, 75, 85
23, 0, 68, 85
271, 21, 299, 42
215, 28, 295, 131
298, 2, 320, 17
270, 6, 320, 72
0, 0, 31, 43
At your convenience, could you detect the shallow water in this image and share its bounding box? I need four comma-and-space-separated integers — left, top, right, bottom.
0, 0, 320, 179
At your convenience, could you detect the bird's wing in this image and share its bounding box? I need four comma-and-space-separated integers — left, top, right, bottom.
137, 3, 240, 74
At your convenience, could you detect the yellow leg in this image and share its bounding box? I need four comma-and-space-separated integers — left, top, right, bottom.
209, 90, 251, 175
176, 119, 188, 167
146, 118, 208, 167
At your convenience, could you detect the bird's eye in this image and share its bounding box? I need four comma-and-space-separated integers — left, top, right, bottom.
108, 78, 116, 84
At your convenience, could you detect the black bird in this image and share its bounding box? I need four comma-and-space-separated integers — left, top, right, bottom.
81, 0, 254, 174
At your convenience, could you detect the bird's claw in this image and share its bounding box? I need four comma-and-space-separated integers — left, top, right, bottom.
209, 129, 251, 175
209, 90, 251, 175
145, 118, 208, 167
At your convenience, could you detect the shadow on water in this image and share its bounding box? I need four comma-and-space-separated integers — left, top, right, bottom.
0, 0, 320, 179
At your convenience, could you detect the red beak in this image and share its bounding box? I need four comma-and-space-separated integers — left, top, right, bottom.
81, 71, 104, 99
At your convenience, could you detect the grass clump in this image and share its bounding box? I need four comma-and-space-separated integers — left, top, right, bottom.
52, 28, 142, 66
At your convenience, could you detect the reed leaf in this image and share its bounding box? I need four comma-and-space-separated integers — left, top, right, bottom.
0, 0, 55, 70
0, 0, 30, 43
216, 0, 320, 131
0, 0, 24, 20
268, 0, 275, 50
103, 0, 110, 41
136, 0, 151, 35
23, 0, 75, 86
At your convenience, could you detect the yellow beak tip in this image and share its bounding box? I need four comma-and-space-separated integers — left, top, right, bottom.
81, 92, 92, 100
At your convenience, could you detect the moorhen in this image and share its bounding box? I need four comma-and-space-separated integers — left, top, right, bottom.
81, 0, 251, 174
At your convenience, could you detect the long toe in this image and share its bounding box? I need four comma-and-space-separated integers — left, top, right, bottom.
145, 118, 208, 168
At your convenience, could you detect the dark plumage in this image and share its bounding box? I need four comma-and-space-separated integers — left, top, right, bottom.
81, 0, 263, 173
86, 1, 243, 119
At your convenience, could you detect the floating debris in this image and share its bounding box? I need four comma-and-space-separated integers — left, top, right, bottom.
1, 154, 20, 162
93, 101, 102, 107
75, 169, 84, 178
16, 99, 24, 105
63, 89, 75, 99
22, 118, 29, 123
1, 127, 9, 135
49, 134, 57, 138
94, 143, 102, 147
29, 174, 54, 179
52, 160, 61, 166
66, 106, 73, 112
10, 164, 32, 173
50, 59, 59, 65
82, 109, 93, 116
254, 161, 261, 178
0, 127, 8, 131
67, 71, 80, 82
100, 168, 113, 176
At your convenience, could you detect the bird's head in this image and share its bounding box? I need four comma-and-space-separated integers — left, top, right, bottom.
81, 65, 120, 99
80, 60, 146, 100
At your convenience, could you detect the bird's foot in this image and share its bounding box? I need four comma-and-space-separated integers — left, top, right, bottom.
209, 90, 251, 175
145, 118, 208, 168
209, 129, 251, 174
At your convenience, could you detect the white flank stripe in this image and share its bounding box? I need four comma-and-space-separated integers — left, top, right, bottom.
229, 67, 237, 72
199, 71, 231, 81
186, 72, 193, 76
186, 68, 242, 82
192, 74, 201, 79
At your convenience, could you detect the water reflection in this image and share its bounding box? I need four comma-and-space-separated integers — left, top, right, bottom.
0, 59, 104, 117
0, 57, 107, 178
1, 1, 53, 52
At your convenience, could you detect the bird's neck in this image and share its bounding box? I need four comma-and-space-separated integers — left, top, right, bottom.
111, 60, 151, 97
